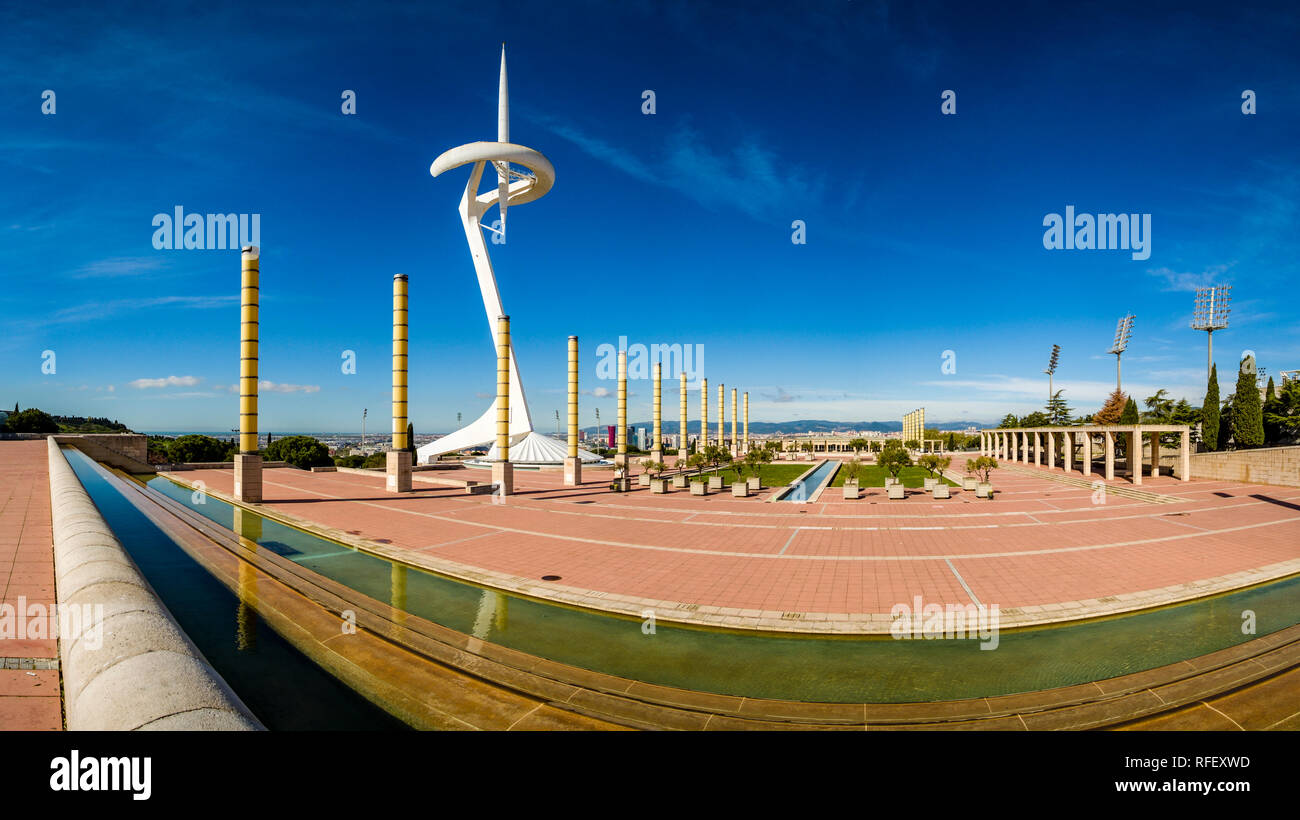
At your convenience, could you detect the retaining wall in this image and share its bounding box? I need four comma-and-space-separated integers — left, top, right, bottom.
1189, 445, 1300, 487
48, 438, 262, 730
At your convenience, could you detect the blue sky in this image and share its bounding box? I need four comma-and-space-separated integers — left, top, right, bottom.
2, 0, 1297, 432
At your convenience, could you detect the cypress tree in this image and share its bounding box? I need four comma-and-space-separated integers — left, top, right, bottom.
1201, 365, 1220, 451
1232, 364, 1264, 447
1218, 398, 1234, 450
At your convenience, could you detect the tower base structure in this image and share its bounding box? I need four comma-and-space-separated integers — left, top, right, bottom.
563, 456, 582, 486
492, 461, 514, 497
386, 450, 412, 493
233, 453, 263, 504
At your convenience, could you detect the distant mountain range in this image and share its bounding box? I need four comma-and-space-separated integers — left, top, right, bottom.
577, 419, 991, 435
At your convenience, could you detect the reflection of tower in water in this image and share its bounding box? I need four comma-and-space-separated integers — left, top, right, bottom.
233, 507, 262, 651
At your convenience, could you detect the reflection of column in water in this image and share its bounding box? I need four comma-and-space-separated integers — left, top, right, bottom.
233, 507, 260, 651
390, 564, 408, 627
470, 588, 508, 641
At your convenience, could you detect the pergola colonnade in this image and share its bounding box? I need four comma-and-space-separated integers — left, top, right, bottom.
978, 425, 1192, 484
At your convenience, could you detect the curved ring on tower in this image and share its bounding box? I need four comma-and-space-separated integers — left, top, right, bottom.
430, 141, 555, 208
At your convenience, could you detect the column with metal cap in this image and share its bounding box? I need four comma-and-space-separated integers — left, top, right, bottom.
717, 382, 725, 449
564, 335, 581, 486
492, 315, 513, 496
700, 378, 708, 451
234, 246, 262, 503
651, 361, 662, 465
730, 388, 738, 457
387, 274, 412, 492
743, 391, 749, 453
615, 349, 628, 489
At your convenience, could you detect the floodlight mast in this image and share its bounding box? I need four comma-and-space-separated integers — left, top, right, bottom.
1190, 285, 1231, 382
1107, 315, 1134, 392
1044, 344, 1060, 408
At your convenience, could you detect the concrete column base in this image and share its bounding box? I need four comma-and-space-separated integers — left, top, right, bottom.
492, 461, 514, 496
386, 450, 412, 493
650, 449, 662, 465
614, 453, 626, 469
233, 453, 262, 503
563, 456, 582, 486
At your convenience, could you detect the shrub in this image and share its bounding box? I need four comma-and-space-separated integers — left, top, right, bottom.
265, 435, 332, 469
3, 408, 59, 433
167, 434, 232, 463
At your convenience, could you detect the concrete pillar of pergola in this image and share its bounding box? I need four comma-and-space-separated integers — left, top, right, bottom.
1082, 432, 1092, 476
1180, 430, 1190, 482
1130, 429, 1142, 485
1103, 431, 1115, 481
1033, 432, 1041, 466
1047, 431, 1056, 469
1062, 430, 1072, 473
1150, 431, 1160, 478
1021, 431, 1030, 464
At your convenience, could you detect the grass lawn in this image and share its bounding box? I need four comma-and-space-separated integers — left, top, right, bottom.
676, 463, 810, 486
830, 464, 957, 488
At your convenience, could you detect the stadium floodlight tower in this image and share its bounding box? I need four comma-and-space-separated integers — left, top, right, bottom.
1190, 285, 1231, 382
1044, 344, 1060, 406
1107, 314, 1135, 392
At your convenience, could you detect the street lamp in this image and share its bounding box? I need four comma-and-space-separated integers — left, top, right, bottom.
1108, 315, 1135, 392
1190, 285, 1231, 382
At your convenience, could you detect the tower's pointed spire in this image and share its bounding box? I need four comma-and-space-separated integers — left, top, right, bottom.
497, 43, 509, 143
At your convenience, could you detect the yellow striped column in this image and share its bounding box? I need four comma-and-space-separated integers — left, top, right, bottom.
615, 350, 628, 488
387, 274, 412, 492
731, 387, 737, 456
717, 382, 724, 447
743, 391, 749, 452
564, 335, 581, 486
233, 246, 262, 503
700, 378, 708, 450
679, 372, 688, 460
651, 362, 662, 464
492, 314, 513, 495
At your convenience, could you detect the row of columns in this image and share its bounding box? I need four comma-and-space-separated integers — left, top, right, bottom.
979, 428, 1191, 484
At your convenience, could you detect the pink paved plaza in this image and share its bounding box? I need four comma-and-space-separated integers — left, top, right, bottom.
172, 454, 1300, 630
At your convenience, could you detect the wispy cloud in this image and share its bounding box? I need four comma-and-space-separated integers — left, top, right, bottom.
1146, 263, 1233, 292
131, 375, 200, 389
260, 381, 320, 394
72, 257, 170, 279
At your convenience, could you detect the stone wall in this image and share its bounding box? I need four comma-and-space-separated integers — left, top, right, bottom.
51, 434, 152, 473
1189, 445, 1300, 487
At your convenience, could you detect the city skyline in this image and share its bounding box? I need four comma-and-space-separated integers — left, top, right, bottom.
3, 1, 1297, 433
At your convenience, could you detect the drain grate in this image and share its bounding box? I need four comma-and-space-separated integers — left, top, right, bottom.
541, 575, 562, 581
780, 612, 804, 620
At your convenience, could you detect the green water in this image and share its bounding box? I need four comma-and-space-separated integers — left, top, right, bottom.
142, 472, 1298, 703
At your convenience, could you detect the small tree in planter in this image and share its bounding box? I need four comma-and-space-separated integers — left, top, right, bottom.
842, 457, 863, 499
878, 441, 911, 485
917, 454, 951, 489
966, 456, 998, 498
643, 460, 668, 492
744, 448, 765, 489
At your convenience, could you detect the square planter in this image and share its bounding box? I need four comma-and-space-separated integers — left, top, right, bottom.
650, 478, 669, 494
962, 476, 978, 490
690, 481, 709, 496
638, 474, 651, 487
747, 476, 762, 491
923, 477, 938, 490
842, 484, 860, 499
731, 482, 749, 497
708, 476, 723, 490
932, 484, 951, 499
976, 482, 993, 499
884, 477, 900, 487
671, 474, 688, 489
887, 484, 905, 499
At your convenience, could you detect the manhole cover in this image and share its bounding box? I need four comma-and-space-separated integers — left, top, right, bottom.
541, 575, 562, 581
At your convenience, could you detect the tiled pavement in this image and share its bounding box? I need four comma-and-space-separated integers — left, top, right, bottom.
0, 441, 61, 730
168, 452, 1300, 632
